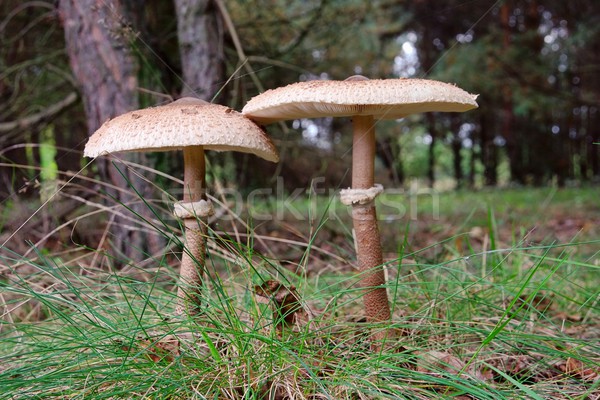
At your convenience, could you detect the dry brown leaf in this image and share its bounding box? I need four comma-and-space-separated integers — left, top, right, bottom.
255, 279, 303, 328
416, 350, 492, 382
119, 334, 180, 363
517, 292, 554, 312
563, 357, 600, 382
499, 354, 531, 376
553, 311, 583, 322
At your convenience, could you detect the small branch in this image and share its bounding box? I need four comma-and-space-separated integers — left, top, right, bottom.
0, 92, 78, 133
276, 0, 328, 56
214, 0, 264, 92
0, 1, 54, 35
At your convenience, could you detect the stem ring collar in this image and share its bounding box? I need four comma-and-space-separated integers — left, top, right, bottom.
339, 184, 384, 206
173, 199, 215, 219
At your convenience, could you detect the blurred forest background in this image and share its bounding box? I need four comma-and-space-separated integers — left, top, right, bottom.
1, 0, 599, 259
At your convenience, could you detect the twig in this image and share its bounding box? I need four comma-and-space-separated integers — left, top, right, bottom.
213, 0, 263, 92
0, 92, 78, 132
0, 1, 54, 35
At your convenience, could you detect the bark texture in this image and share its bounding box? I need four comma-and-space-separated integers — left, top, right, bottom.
425, 113, 438, 188
58, 0, 138, 133
174, 0, 224, 100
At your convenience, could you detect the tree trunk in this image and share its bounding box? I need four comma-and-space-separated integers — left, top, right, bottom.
451, 116, 463, 189
376, 136, 403, 186
499, 1, 521, 185
468, 143, 475, 188
591, 119, 600, 180
468, 122, 478, 188
58, 0, 138, 136
426, 113, 437, 188
59, 0, 160, 263
174, 0, 224, 101
480, 112, 497, 186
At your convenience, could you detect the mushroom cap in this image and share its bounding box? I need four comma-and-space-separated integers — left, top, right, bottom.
84, 98, 279, 162
242, 78, 478, 124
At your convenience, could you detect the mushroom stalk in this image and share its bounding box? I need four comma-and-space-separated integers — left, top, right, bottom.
176, 145, 208, 315
351, 115, 393, 339
83, 98, 279, 317
241, 76, 477, 349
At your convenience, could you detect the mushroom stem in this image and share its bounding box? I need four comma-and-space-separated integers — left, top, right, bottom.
352, 116, 376, 189
351, 115, 393, 342
176, 145, 208, 315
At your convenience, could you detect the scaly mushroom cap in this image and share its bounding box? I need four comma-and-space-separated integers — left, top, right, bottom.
242, 77, 478, 124
84, 98, 279, 162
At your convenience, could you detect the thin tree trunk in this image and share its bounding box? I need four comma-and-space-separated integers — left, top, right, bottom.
480, 112, 497, 186
468, 126, 477, 188
500, 1, 521, 185
426, 113, 437, 188
591, 115, 600, 179
376, 136, 402, 186
451, 116, 463, 189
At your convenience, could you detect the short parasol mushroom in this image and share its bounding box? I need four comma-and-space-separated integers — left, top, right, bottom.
242, 76, 478, 345
84, 97, 279, 314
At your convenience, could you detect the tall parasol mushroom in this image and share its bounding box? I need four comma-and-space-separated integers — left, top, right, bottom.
84, 97, 279, 314
242, 76, 478, 346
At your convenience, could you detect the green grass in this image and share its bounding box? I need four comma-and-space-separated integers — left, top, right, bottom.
1, 184, 599, 398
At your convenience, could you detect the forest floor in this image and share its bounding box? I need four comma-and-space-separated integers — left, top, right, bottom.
1, 185, 599, 398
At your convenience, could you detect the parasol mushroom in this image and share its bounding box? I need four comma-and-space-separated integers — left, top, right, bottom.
242, 76, 478, 345
84, 97, 279, 315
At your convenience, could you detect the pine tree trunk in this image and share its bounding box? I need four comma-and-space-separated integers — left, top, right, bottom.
480, 113, 497, 186
468, 141, 476, 189
174, 0, 224, 100
58, 0, 161, 263
451, 116, 463, 189
376, 137, 403, 186
499, 1, 522, 185
591, 127, 600, 180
